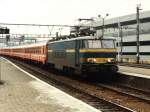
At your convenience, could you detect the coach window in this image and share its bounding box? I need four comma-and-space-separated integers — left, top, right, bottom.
30, 49, 32, 53
42, 47, 44, 54
32, 48, 34, 53
33, 48, 34, 53
38, 48, 40, 54
34, 48, 36, 53
39, 47, 40, 54
26, 49, 28, 53
34, 48, 36, 54
36, 48, 37, 54
30, 48, 33, 53
38, 47, 41, 54
37, 48, 39, 54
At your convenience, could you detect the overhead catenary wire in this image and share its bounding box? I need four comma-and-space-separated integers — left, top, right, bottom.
0, 22, 91, 27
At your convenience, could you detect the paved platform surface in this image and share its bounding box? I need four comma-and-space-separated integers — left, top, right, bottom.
119, 66, 150, 79
0, 58, 100, 112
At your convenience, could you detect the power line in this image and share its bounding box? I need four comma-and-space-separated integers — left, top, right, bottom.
0, 22, 90, 27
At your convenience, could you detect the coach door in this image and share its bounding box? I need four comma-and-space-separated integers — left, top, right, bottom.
75, 40, 80, 66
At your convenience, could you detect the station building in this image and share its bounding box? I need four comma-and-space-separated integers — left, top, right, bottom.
72, 10, 150, 63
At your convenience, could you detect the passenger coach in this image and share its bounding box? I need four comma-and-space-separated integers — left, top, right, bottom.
0, 42, 48, 64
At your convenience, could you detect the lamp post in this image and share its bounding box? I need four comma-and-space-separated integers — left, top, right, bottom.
118, 22, 123, 62
136, 4, 142, 64
59, 28, 63, 37
98, 14, 109, 38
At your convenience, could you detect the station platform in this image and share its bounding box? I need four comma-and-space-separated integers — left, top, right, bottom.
119, 65, 150, 79
0, 58, 100, 112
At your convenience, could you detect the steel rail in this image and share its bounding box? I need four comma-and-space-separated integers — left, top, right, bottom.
97, 83, 150, 103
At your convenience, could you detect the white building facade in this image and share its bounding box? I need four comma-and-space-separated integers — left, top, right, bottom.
72, 11, 150, 63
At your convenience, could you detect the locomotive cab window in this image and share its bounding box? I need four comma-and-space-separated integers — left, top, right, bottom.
83, 39, 115, 49
83, 40, 102, 48
102, 40, 115, 48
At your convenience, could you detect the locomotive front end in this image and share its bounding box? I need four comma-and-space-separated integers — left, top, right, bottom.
79, 38, 118, 73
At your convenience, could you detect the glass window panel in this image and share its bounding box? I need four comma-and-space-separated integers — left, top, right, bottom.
102, 40, 114, 48
84, 40, 102, 48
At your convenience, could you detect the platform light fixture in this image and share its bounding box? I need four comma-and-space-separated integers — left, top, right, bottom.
98, 13, 109, 38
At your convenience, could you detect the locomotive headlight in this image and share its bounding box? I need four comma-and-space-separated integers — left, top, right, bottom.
87, 58, 97, 63
107, 59, 111, 62
93, 58, 96, 62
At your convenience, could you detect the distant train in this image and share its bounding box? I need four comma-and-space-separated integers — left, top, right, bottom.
0, 36, 118, 75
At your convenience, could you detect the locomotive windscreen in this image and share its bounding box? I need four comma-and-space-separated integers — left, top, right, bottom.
102, 40, 114, 48
83, 39, 115, 48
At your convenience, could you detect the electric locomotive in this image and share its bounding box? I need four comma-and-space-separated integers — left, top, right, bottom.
47, 36, 118, 74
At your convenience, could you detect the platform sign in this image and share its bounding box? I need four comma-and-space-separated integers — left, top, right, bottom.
0, 28, 9, 34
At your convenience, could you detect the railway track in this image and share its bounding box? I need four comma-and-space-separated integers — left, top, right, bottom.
8, 57, 150, 112
97, 83, 150, 103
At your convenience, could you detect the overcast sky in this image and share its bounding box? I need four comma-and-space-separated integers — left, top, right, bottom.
0, 0, 150, 34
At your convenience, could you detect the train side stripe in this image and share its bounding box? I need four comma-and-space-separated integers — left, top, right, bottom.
48, 50, 53, 52
66, 49, 75, 53
79, 49, 117, 53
